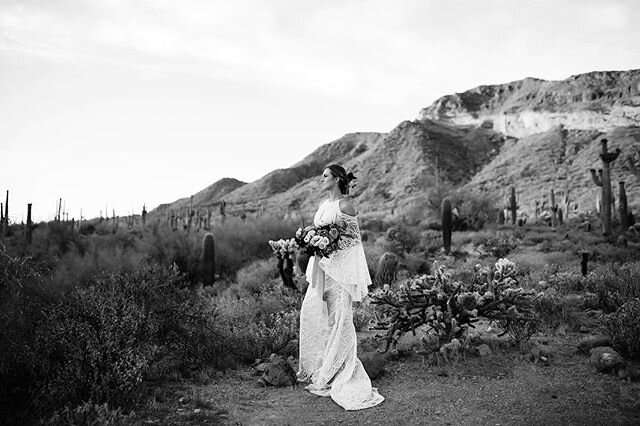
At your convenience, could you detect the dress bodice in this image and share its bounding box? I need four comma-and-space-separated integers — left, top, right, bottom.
313, 199, 341, 226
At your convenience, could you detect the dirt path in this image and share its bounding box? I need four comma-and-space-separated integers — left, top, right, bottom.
136, 333, 640, 425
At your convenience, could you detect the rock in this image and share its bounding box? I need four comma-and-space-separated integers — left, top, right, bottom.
252, 362, 269, 376
626, 365, 640, 382
360, 351, 387, 379
589, 346, 625, 373
579, 326, 591, 333
577, 335, 611, 354
258, 354, 297, 387
476, 344, 492, 358
178, 396, 189, 405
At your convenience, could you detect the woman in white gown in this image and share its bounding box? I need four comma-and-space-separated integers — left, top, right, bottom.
297, 164, 384, 411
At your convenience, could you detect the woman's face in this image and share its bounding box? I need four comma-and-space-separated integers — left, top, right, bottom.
321, 168, 338, 191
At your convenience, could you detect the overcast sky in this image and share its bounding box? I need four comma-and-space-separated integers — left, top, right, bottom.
1, 0, 639, 222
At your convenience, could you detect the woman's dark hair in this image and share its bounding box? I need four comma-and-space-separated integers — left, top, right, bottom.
326, 164, 357, 195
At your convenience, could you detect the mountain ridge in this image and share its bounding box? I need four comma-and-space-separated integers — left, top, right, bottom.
152, 68, 640, 223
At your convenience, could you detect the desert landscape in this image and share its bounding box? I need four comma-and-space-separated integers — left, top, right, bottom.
2, 68, 640, 424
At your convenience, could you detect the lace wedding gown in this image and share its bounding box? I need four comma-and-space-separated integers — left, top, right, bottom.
297, 199, 384, 410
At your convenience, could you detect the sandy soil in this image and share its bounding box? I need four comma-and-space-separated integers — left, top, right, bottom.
135, 332, 640, 426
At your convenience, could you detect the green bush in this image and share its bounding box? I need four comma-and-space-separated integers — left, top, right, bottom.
603, 298, 640, 360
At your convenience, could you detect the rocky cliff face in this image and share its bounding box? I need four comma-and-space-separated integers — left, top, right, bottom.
419, 70, 640, 138
155, 69, 640, 223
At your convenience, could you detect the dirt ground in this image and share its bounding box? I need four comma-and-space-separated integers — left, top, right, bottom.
135, 332, 640, 426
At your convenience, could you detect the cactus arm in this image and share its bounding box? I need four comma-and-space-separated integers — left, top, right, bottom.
590, 169, 603, 186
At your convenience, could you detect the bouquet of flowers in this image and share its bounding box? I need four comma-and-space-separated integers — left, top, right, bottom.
268, 238, 298, 258
295, 223, 347, 258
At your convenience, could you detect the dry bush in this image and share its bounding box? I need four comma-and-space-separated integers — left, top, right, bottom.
603, 298, 640, 360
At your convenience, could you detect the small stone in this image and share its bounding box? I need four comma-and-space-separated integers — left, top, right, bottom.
577, 336, 611, 355
579, 326, 590, 333
193, 409, 202, 414
178, 396, 189, 405
589, 346, 625, 373
476, 344, 492, 358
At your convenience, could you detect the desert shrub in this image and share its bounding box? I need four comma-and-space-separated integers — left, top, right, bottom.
1, 261, 234, 421
212, 214, 299, 277
424, 185, 497, 231
421, 229, 443, 254
498, 318, 541, 347
385, 225, 420, 254
44, 401, 131, 426
602, 298, 640, 360
232, 309, 300, 362
214, 283, 301, 362
139, 222, 199, 280
236, 258, 281, 295
0, 247, 49, 422
353, 300, 375, 332
28, 264, 198, 414
448, 188, 499, 231
531, 289, 586, 331
483, 231, 518, 258
583, 262, 640, 312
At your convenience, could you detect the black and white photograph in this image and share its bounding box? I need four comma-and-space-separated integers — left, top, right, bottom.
1, 0, 639, 424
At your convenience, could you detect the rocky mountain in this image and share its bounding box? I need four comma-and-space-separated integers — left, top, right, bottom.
153, 69, 640, 223
420, 70, 640, 138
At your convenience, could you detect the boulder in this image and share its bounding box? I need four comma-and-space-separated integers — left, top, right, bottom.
577, 335, 611, 355
589, 346, 625, 373
360, 351, 387, 379
257, 354, 297, 387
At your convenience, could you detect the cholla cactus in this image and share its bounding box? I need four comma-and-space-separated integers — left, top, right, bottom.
371, 258, 538, 353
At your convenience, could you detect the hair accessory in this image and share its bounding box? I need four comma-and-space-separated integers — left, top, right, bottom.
346, 172, 357, 182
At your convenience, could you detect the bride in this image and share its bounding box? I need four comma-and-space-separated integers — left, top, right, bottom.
297, 164, 384, 410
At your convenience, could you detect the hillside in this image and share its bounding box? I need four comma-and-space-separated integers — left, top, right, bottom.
153, 69, 640, 223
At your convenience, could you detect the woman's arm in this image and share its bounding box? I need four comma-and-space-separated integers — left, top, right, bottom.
339, 198, 357, 217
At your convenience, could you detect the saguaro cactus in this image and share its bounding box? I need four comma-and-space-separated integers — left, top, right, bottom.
550, 189, 558, 227
581, 251, 589, 277
589, 138, 620, 236
220, 200, 227, 222
507, 187, 518, 225
201, 232, 216, 286
26, 203, 34, 244
375, 252, 399, 287
2, 190, 8, 237
619, 181, 629, 230
142, 204, 147, 228
441, 198, 452, 254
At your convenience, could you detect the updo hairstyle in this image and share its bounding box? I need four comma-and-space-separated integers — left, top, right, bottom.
326, 164, 357, 195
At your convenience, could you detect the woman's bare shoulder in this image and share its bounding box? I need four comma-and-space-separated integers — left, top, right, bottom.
338, 198, 357, 217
